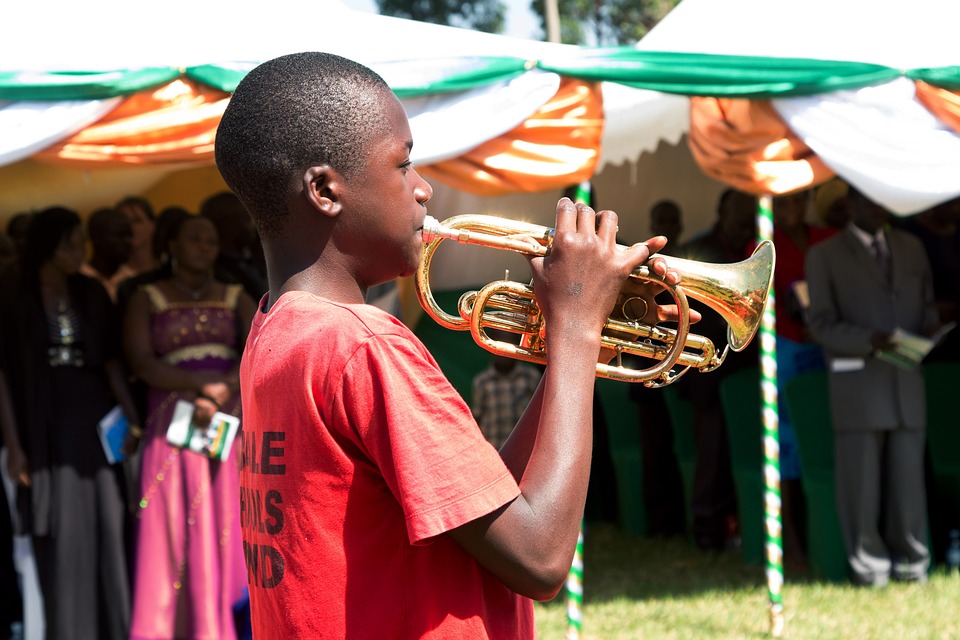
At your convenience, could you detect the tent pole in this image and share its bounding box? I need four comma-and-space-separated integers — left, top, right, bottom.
758, 194, 785, 637
565, 523, 584, 639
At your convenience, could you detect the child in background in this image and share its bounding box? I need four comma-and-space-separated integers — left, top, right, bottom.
470, 328, 543, 450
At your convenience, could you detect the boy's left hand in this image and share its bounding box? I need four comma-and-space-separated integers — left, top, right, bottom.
598, 250, 701, 364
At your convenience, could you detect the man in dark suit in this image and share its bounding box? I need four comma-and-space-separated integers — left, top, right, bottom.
679, 189, 758, 551
806, 186, 940, 586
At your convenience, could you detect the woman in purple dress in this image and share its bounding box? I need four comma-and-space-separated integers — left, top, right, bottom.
123, 214, 255, 640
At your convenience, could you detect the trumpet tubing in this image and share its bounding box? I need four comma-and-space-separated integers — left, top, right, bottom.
416, 214, 775, 385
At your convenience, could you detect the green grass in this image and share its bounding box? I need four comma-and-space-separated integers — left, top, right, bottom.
534, 523, 960, 640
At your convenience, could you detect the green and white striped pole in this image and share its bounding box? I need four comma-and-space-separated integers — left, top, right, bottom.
565, 524, 584, 639
757, 195, 784, 637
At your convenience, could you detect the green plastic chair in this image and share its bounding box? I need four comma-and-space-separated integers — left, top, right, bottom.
718, 366, 765, 565
783, 369, 848, 582
663, 385, 696, 538
595, 378, 649, 536
924, 362, 960, 525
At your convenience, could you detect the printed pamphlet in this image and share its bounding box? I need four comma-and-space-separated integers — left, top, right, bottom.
166, 399, 241, 461
876, 321, 956, 370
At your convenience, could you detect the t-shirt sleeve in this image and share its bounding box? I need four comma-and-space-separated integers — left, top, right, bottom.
337, 333, 520, 545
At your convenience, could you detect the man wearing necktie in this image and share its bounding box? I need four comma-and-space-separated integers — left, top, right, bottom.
806, 186, 940, 587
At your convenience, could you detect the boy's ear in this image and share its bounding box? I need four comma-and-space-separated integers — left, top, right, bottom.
303, 166, 342, 218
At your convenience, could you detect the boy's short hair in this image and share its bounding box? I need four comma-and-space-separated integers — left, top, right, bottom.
215, 52, 393, 238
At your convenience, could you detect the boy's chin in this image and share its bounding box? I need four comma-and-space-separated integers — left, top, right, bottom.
400, 254, 423, 278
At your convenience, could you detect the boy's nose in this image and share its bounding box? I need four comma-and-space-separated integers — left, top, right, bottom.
415, 174, 433, 204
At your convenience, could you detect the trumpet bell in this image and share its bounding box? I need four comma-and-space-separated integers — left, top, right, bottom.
665, 243, 775, 352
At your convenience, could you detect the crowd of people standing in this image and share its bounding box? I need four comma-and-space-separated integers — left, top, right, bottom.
0, 193, 264, 640
628, 182, 960, 587
0, 174, 958, 639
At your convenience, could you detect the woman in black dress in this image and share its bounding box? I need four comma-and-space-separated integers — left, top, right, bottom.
0, 206, 139, 640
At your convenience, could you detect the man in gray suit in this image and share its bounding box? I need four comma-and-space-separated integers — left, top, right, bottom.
806, 186, 940, 586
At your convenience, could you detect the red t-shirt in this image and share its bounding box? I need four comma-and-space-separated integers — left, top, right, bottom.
239, 292, 534, 639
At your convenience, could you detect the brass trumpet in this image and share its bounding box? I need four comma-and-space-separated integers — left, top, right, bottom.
415, 214, 775, 386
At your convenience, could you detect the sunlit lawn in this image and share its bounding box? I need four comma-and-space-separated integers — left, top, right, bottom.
534, 522, 960, 640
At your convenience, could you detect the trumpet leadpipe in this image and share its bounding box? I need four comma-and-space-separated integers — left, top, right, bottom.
422, 215, 552, 256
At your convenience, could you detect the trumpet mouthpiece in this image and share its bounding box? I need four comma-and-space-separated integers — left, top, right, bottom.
422, 216, 459, 244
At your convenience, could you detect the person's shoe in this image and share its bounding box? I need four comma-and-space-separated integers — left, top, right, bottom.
892, 572, 928, 585
694, 533, 725, 552
852, 573, 889, 588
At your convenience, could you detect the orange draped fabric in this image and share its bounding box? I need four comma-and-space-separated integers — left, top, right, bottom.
419, 78, 604, 196
36, 78, 230, 167
915, 81, 960, 136
687, 96, 834, 195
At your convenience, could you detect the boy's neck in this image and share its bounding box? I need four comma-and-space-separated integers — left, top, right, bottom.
263, 240, 367, 310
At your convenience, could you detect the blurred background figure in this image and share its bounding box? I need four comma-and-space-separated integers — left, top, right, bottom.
115, 197, 158, 278
81, 207, 134, 303
122, 214, 255, 640
806, 187, 938, 587
116, 206, 192, 314
0, 368, 24, 640
115, 206, 194, 532
469, 328, 543, 450
815, 179, 852, 232
754, 189, 835, 570
5, 213, 32, 263
894, 195, 960, 362
0, 233, 16, 274
679, 188, 758, 551
200, 191, 267, 302
0, 206, 138, 640
628, 199, 686, 537
649, 199, 684, 245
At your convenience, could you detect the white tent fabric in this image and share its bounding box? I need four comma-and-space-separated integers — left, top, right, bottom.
404, 70, 560, 166
637, 0, 960, 215
0, 98, 121, 165
2, 1, 570, 72
0, 0, 680, 176
637, 0, 960, 69
773, 78, 960, 215
597, 82, 689, 165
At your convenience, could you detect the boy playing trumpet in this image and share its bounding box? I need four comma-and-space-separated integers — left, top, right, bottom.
215, 51, 685, 639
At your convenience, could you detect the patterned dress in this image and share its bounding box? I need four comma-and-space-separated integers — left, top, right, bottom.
130, 283, 247, 640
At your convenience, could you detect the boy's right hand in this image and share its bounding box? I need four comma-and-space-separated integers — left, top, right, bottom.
527, 198, 678, 345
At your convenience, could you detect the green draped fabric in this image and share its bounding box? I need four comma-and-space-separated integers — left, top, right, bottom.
2, 50, 958, 101
539, 49, 901, 98
0, 68, 182, 101
190, 57, 531, 97
907, 66, 960, 90
185, 64, 250, 93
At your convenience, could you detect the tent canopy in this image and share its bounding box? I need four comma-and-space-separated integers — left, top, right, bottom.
636, 0, 960, 70
633, 0, 960, 216
1, 0, 959, 221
